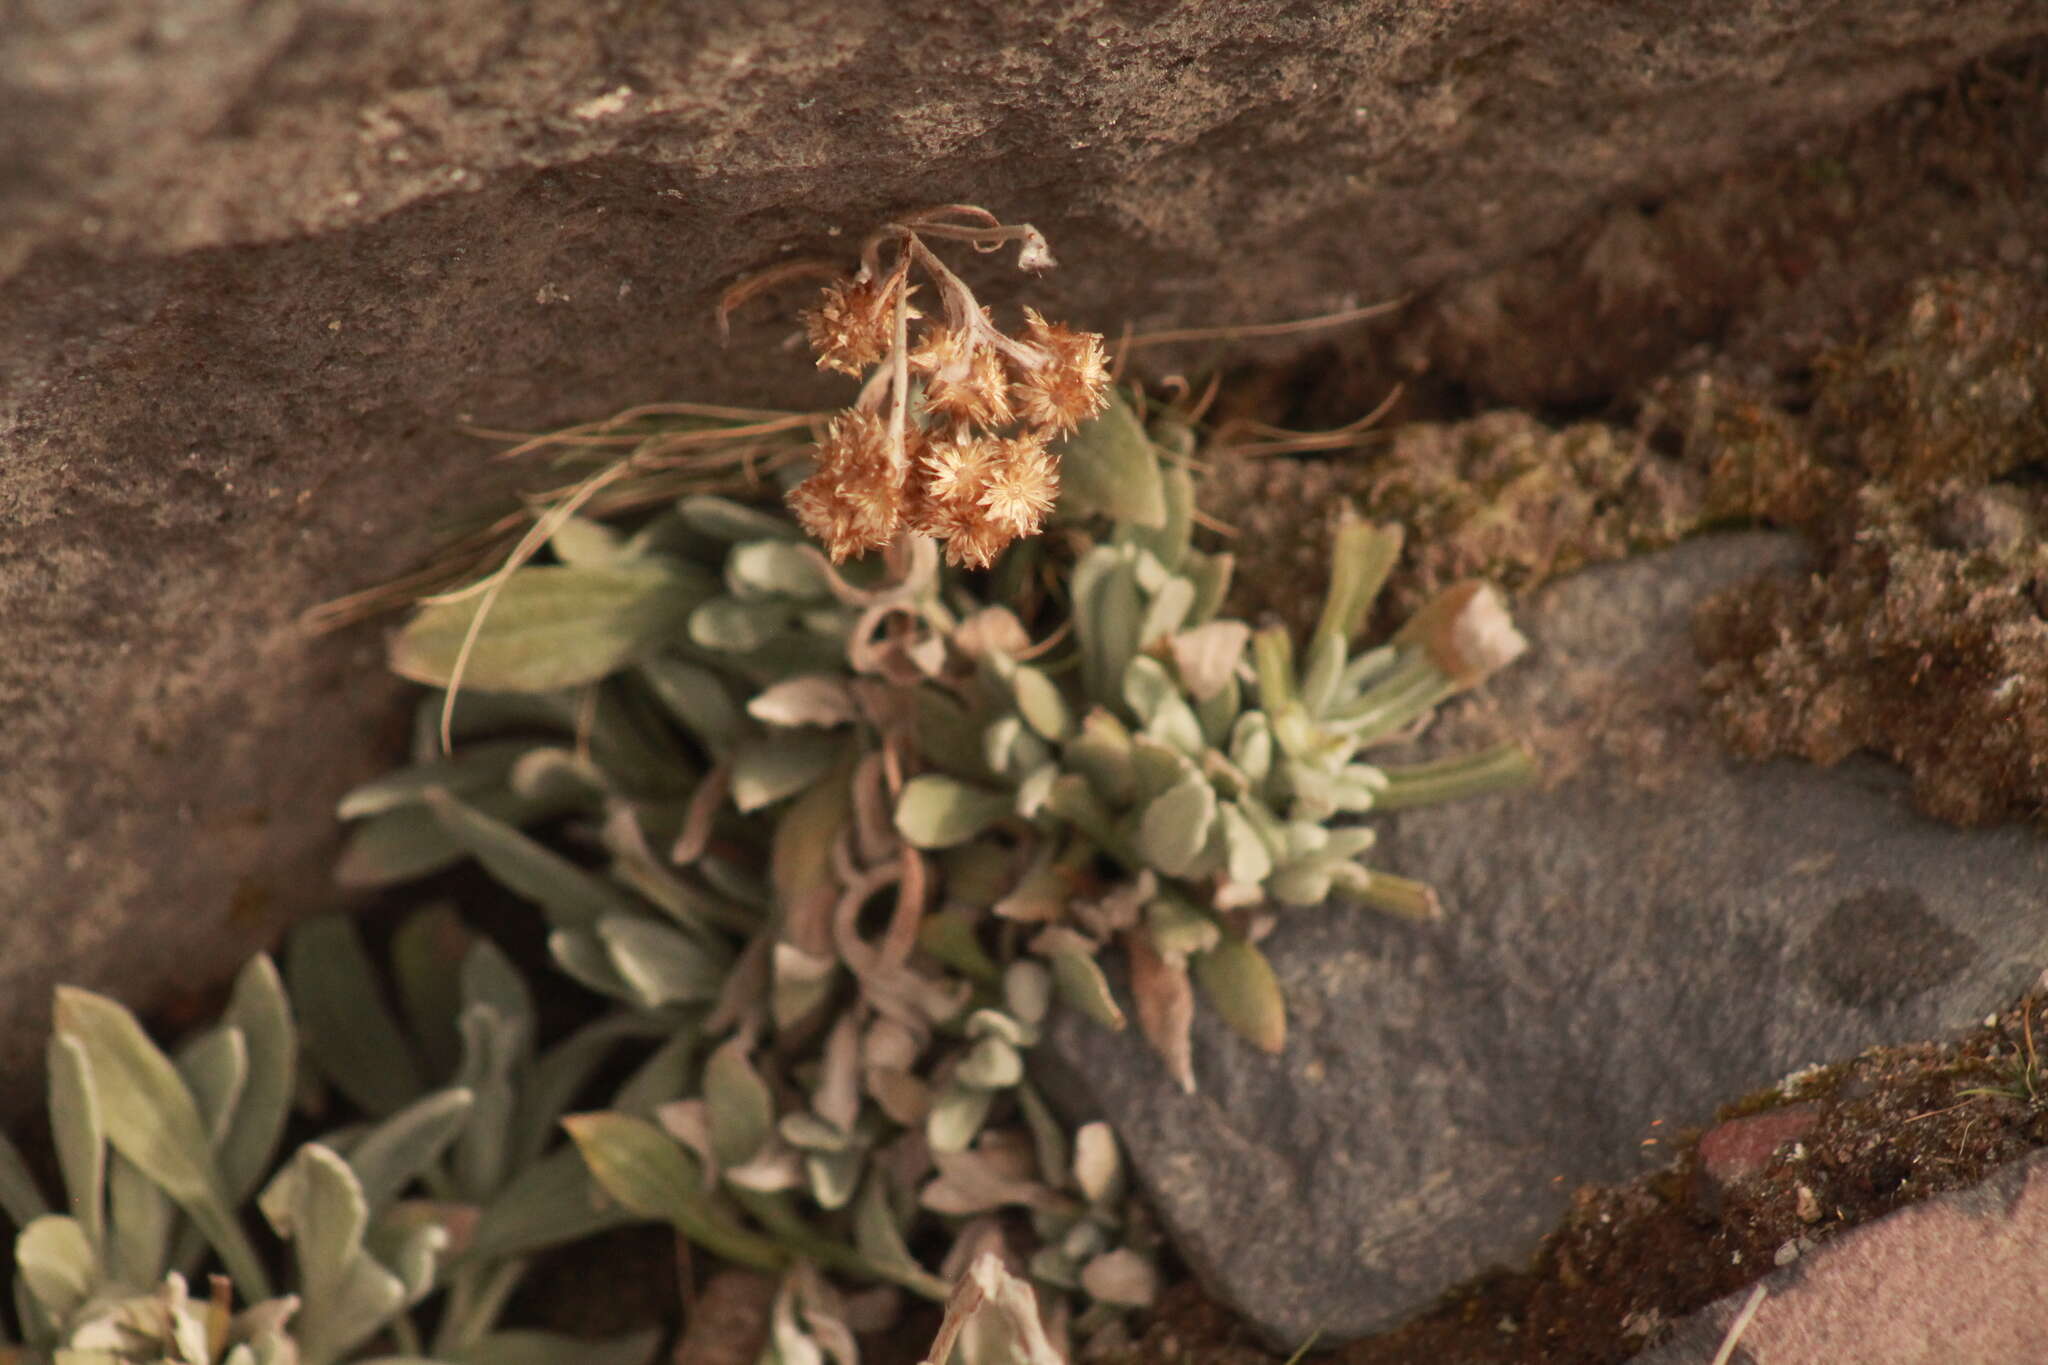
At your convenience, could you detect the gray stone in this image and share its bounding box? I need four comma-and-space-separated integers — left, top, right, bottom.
1637, 1148, 2048, 1364
1039, 533, 2048, 1345
4, 4, 2044, 1096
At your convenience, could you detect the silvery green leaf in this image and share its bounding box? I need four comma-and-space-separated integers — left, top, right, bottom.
1071, 1121, 1123, 1206
1297, 629, 1347, 718
1315, 518, 1403, 646
1003, 960, 1052, 1027
364, 1214, 445, 1308
964, 1009, 1032, 1048
979, 714, 1044, 780
215, 956, 296, 1207
955, 1037, 1022, 1090
1028, 1246, 1080, 1291
894, 774, 1013, 849
16, 1215, 93, 1321
547, 928, 638, 1003
1195, 671, 1242, 750
1120, 652, 1177, 728
391, 560, 713, 692
680, 495, 804, 543
1078, 555, 1141, 710
1279, 820, 1331, 861
916, 911, 1002, 988
175, 1025, 247, 1147
1146, 895, 1221, 961
749, 675, 859, 727
1065, 707, 1136, 806
1056, 391, 1166, 528
336, 784, 567, 889
1128, 736, 1195, 808
704, 1040, 775, 1170
0, 1128, 48, 1232
467, 1146, 632, 1263
1135, 574, 1195, 649
853, 1174, 924, 1281
268, 1144, 406, 1365
546, 514, 627, 566
1137, 776, 1216, 877
461, 939, 535, 1048
286, 917, 426, 1117
690, 595, 790, 652
1216, 801, 1274, 885
47, 1033, 102, 1251
562, 1113, 785, 1270
803, 1148, 864, 1211
778, 1113, 848, 1153
913, 686, 992, 780
731, 730, 844, 811
337, 740, 539, 820
1228, 712, 1274, 787
925, 1084, 995, 1155
1194, 938, 1289, 1054
347, 1088, 475, 1212
425, 788, 631, 930
1118, 459, 1194, 572
1181, 549, 1235, 629
54, 988, 270, 1298
599, 915, 729, 1008
1013, 1080, 1070, 1195
1047, 950, 1125, 1031
1010, 665, 1071, 742
638, 658, 746, 757
1014, 761, 1059, 819
1267, 860, 1336, 907
509, 747, 611, 805
107, 1153, 172, 1287
452, 1328, 664, 1365
729, 539, 831, 599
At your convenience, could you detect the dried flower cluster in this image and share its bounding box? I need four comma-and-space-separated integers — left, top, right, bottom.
783, 209, 1110, 568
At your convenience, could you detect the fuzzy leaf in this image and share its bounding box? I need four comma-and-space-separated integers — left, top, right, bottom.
1137, 776, 1217, 877
639, 658, 747, 757
728, 540, 831, 599
16, 1215, 94, 1321
563, 1113, 787, 1270
1047, 951, 1126, 1031
467, 1147, 630, 1263
681, 495, 806, 543
218, 955, 298, 1205
287, 917, 426, 1117
425, 788, 630, 929
336, 740, 540, 820
54, 988, 271, 1298
0, 1129, 49, 1232
599, 916, 730, 1008
1194, 939, 1288, 1054
266, 1143, 407, 1365
691, 595, 790, 652
391, 561, 711, 692
731, 731, 845, 811
925, 1084, 996, 1155
704, 1040, 776, 1170
749, 675, 859, 728
348, 1088, 476, 1212
1010, 665, 1072, 742
894, 775, 1013, 849
47, 1033, 103, 1252
1056, 391, 1167, 528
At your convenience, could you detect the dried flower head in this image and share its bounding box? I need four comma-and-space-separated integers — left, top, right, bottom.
979, 432, 1060, 536
912, 324, 1014, 429
789, 409, 906, 561
805, 274, 916, 376
1012, 308, 1112, 435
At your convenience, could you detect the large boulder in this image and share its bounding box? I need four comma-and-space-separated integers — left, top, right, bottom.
3, 3, 2043, 1084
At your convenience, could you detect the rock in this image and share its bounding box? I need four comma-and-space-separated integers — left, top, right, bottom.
1039, 533, 2048, 1345
1636, 1148, 2048, 1364
4, 6, 2044, 1095
1696, 1104, 1823, 1195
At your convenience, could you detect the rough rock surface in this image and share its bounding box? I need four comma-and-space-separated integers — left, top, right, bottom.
3, 4, 2045, 1084
1636, 1148, 2048, 1365
1040, 534, 2048, 1345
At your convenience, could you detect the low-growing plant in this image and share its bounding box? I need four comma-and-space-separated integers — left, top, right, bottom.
5, 211, 1533, 1365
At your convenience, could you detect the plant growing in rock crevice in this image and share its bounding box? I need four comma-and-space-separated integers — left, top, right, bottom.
339, 347, 1532, 1356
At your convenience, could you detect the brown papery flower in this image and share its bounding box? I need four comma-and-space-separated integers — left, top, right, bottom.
1011, 307, 1111, 435
787, 409, 906, 561
911, 325, 1014, 429
805, 275, 917, 376
979, 432, 1060, 536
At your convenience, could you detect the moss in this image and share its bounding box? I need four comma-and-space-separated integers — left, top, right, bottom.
1200, 411, 1701, 636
